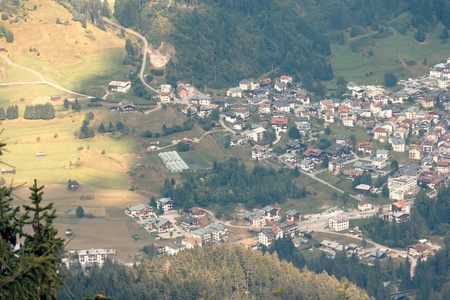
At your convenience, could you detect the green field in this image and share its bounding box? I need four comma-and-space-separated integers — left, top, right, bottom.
0, 114, 135, 190
331, 27, 450, 86
13, 48, 128, 97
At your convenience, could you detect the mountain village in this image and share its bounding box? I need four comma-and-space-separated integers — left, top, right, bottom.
72, 57, 450, 271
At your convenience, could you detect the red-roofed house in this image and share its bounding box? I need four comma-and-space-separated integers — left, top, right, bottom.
260, 78, 271, 86
279, 75, 292, 84
437, 160, 449, 173
271, 118, 288, 131
357, 142, 373, 155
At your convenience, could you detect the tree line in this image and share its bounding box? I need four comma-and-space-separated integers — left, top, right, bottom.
23, 103, 55, 120
0, 105, 18, 120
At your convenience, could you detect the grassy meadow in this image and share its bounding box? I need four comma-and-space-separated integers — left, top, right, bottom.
331, 26, 450, 86
0, 0, 127, 97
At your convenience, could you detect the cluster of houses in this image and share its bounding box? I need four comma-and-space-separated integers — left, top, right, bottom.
125, 198, 175, 233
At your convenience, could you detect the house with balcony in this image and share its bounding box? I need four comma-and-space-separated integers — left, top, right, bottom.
244, 212, 266, 227
263, 205, 280, 222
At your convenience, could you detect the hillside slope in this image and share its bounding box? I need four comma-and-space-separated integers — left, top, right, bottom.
0, 0, 127, 96
113, 0, 450, 88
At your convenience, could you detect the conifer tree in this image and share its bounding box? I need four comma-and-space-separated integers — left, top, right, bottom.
0, 107, 6, 120
0, 180, 65, 299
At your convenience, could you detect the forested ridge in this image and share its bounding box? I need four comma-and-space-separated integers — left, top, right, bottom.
112, 0, 450, 88
58, 244, 373, 300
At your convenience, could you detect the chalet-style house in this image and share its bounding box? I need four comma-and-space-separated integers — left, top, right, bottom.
126, 204, 154, 216
263, 205, 280, 222
285, 209, 301, 221
157, 197, 174, 211
118, 100, 136, 113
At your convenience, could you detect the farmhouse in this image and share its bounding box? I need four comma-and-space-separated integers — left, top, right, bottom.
357, 142, 373, 156
179, 215, 199, 227
109, 81, 131, 93
358, 200, 373, 212
227, 87, 243, 98
271, 118, 288, 131
146, 218, 173, 232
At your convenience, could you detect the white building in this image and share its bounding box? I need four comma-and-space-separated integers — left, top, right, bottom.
77, 248, 116, 267
328, 217, 349, 231
259, 228, 283, 247
165, 243, 186, 255
109, 81, 131, 93
358, 200, 373, 212
245, 126, 266, 142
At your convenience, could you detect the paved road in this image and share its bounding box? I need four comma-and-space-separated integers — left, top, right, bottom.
0, 55, 94, 99
219, 114, 236, 134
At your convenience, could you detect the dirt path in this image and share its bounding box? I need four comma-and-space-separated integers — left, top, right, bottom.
0, 55, 94, 99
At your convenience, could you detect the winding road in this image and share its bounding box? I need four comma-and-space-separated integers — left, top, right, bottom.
102, 17, 158, 94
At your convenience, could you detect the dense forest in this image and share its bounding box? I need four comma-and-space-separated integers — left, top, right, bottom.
160, 158, 306, 214
58, 244, 372, 300
111, 0, 450, 88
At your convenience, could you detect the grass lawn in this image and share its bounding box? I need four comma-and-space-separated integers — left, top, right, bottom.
349, 218, 372, 227
316, 172, 354, 195
368, 196, 392, 206
330, 27, 450, 85
289, 175, 342, 214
